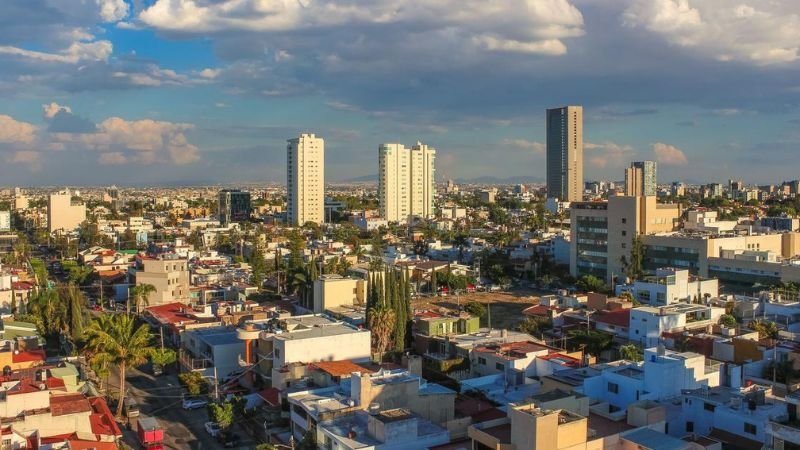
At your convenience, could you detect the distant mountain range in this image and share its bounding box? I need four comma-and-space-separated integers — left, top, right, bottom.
335, 174, 544, 185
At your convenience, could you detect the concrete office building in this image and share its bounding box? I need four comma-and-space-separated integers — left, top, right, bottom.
312, 274, 364, 313
625, 161, 657, 197
47, 189, 86, 233
217, 189, 251, 225
287, 133, 325, 226
570, 195, 681, 283
0, 211, 10, 232
546, 106, 583, 202
378, 142, 436, 222
134, 256, 191, 306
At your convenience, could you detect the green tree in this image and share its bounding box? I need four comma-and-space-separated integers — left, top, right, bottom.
250, 244, 267, 289
179, 371, 208, 396
619, 344, 642, 362
517, 317, 552, 335
749, 319, 779, 339
465, 301, 487, 318
85, 314, 154, 416
149, 348, 177, 371
719, 314, 737, 328
208, 401, 235, 429
568, 329, 612, 357
576, 275, 606, 293
129, 283, 156, 314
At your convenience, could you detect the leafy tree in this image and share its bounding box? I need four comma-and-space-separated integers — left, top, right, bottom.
749, 319, 779, 339
255, 445, 277, 450
517, 317, 552, 335
719, 314, 737, 328
250, 244, 267, 288
179, 371, 208, 396
85, 314, 154, 416
208, 401, 235, 429
568, 329, 612, 357
576, 275, 606, 293
464, 301, 487, 318
298, 428, 317, 450
619, 344, 642, 362
62, 260, 93, 285
149, 348, 177, 369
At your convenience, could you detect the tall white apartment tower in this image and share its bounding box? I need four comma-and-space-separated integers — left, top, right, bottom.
287, 133, 325, 226
378, 141, 436, 222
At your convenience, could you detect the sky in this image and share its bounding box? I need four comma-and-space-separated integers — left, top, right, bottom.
0, 0, 799, 186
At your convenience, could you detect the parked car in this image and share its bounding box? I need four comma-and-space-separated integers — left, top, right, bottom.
138, 416, 164, 450
204, 422, 221, 437
182, 398, 208, 410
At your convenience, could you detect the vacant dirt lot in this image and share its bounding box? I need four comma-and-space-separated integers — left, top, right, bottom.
412, 288, 545, 330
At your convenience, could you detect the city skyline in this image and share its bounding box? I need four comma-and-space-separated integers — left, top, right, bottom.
0, 1, 799, 186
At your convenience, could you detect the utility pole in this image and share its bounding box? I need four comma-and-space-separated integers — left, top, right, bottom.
214, 365, 219, 403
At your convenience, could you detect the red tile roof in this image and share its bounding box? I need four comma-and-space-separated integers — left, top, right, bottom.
310, 360, 374, 377
257, 388, 281, 407
68, 440, 119, 450
50, 393, 92, 416
12, 349, 46, 364
594, 309, 631, 328
88, 396, 123, 437
7, 377, 65, 395
522, 304, 567, 316
144, 302, 196, 327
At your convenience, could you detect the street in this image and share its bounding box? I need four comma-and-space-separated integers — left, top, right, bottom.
116, 366, 258, 449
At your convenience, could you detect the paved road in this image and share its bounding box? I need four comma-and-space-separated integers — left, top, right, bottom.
118, 367, 258, 449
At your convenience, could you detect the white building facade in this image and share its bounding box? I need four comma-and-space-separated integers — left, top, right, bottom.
378, 142, 435, 222
287, 133, 325, 226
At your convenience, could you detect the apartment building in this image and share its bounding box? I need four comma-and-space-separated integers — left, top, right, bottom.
570, 195, 681, 283
47, 189, 86, 233
629, 304, 725, 347
616, 268, 719, 306
311, 274, 364, 313
134, 256, 190, 305
287, 133, 325, 226
378, 142, 436, 222
546, 105, 584, 202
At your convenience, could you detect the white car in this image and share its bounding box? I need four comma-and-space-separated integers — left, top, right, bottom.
182, 398, 208, 410
204, 422, 221, 437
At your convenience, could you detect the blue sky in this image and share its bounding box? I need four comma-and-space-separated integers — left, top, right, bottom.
0, 0, 799, 186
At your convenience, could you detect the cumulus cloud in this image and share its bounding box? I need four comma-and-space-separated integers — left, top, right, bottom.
502, 138, 546, 155
99, 152, 128, 165
43, 102, 71, 119
52, 116, 200, 165
653, 142, 689, 165
0, 115, 37, 144
623, 0, 800, 65
139, 0, 585, 55
585, 141, 636, 168
43, 103, 97, 133
96, 0, 129, 22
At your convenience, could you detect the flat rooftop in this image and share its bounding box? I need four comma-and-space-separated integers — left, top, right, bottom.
319, 409, 447, 447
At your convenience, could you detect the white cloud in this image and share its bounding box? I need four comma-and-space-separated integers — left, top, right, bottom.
585, 141, 635, 168
99, 152, 128, 165
502, 138, 546, 155
0, 115, 36, 144
139, 0, 584, 55
96, 0, 129, 22
623, 0, 800, 65
43, 102, 72, 119
653, 142, 689, 165
0, 40, 112, 64
199, 68, 221, 79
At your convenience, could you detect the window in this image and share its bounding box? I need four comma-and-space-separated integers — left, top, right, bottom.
744, 423, 756, 435
704, 402, 716, 412
686, 421, 694, 433
608, 382, 619, 394
478, 357, 487, 365
621, 218, 627, 224
496, 362, 504, 371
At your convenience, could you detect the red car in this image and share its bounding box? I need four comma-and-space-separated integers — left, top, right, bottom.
92, 304, 103, 311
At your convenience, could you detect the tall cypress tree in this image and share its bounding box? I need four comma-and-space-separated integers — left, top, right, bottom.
377, 271, 385, 307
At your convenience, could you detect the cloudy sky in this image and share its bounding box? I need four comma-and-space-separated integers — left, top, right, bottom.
0, 0, 799, 186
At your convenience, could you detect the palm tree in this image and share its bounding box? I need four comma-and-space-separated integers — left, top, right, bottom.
85, 314, 154, 417
129, 283, 156, 314
619, 344, 642, 362
367, 306, 396, 361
